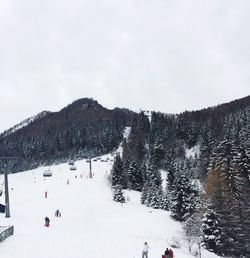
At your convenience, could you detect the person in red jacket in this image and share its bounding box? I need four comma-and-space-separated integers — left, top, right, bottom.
169, 248, 174, 258
164, 248, 170, 257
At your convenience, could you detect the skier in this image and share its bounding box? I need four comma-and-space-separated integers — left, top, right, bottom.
44, 216, 50, 227
163, 248, 170, 258
55, 209, 59, 217
142, 242, 149, 258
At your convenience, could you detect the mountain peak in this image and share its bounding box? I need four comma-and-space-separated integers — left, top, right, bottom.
62, 98, 103, 112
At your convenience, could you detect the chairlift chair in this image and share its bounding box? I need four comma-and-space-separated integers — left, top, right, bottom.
43, 170, 52, 177
70, 165, 77, 171
68, 160, 75, 165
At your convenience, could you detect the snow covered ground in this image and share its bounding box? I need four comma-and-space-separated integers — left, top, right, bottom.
0, 155, 219, 258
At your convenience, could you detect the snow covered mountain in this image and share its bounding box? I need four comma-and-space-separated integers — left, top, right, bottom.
0, 98, 135, 173
0, 111, 50, 138
0, 154, 219, 258
0, 96, 249, 257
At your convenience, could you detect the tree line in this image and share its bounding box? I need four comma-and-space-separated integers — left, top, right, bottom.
111, 96, 250, 257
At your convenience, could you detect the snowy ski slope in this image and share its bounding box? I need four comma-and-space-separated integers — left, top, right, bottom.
0, 156, 219, 258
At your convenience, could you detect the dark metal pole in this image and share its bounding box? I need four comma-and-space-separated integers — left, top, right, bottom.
4, 163, 10, 218
89, 158, 92, 178
0, 156, 20, 218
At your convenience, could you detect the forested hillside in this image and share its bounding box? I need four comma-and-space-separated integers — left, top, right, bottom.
1, 95, 249, 257
0, 98, 135, 172
111, 95, 250, 257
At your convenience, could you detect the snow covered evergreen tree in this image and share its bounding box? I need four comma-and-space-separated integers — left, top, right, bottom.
113, 185, 125, 203
144, 184, 154, 207
127, 160, 143, 191
139, 155, 165, 209
205, 139, 250, 257
140, 183, 149, 204
167, 160, 176, 191
111, 155, 126, 188
170, 174, 199, 221
145, 158, 162, 187
148, 184, 163, 209
201, 206, 222, 255
160, 192, 169, 210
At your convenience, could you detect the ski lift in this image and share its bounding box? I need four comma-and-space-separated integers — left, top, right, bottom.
68, 160, 75, 165
43, 169, 52, 177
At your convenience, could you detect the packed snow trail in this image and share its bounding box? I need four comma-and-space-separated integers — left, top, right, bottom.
0, 155, 219, 258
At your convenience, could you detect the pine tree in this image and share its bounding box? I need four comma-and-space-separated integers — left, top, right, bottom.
144, 184, 154, 207
149, 184, 163, 209
170, 174, 198, 221
201, 206, 222, 255
141, 183, 149, 204
127, 160, 143, 191
205, 139, 250, 257
160, 194, 169, 210
113, 185, 125, 203
236, 147, 250, 256
111, 155, 125, 188
145, 158, 162, 187
122, 138, 129, 161
167, 160, 176, 191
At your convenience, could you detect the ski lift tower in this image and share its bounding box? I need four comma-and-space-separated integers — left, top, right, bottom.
0, 157, 20, 218
86, 157, 92, 178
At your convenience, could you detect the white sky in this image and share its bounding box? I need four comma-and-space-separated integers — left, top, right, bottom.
0, 0, 250, 133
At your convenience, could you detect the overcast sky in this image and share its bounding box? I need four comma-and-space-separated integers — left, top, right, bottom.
0, 0, 249, 133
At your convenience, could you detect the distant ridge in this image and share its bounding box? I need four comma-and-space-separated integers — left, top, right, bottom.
0, 98, 136, 172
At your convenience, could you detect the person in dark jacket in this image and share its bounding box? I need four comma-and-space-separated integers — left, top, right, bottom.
162, 248, 170, 258
44, 216, 50, 227
55, 209, 59, 217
